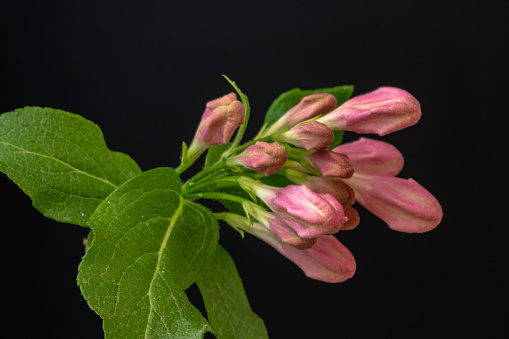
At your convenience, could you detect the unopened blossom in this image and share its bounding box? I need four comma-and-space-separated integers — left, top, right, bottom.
267, 233, 356, 283
302, 150, 354, 178
238, 177, 347, 238
187, 93, 245, 159
245, 205, 317, 249
275, 121, 334, 150
226, 141, 287, 176
260, 93, 338, 138
334, 138, 443, 233
222, 213, 356, 283
317, 87, 421, 136
333, 137, 404, 176
286, 171, 355, 205
267, 217, 318, 249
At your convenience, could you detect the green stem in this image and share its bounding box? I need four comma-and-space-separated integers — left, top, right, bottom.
186, 162, 229, 184
214, 212, 229, 221
175, 164, 185, 175
175, 141, 206, 176
185, 192, 249, 205
184, 176, 242, 196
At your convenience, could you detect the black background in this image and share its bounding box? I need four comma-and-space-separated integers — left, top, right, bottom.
1, 1, 507, 338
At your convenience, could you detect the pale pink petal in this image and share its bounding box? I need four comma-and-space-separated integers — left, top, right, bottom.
271, 185, 347, 238
241, 178, 348, 238
278, 235, 356, 283
222, 214, 356, 283
333, 137, 404, 176
317, 87, 421, 136
286, 174, 355, 206
345, 174, 443, 233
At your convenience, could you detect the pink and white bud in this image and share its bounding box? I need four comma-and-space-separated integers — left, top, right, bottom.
239, 177, 348, 238
317, 87, 421, 136
286, 173, 355, 206
192, 92, 245, 148
227, 141, 287, 176
275, 121, 334, 150
333, 137, 404, 176
260, 93, 338, 137
222, 213, 356, 283
302, 150, 354, 178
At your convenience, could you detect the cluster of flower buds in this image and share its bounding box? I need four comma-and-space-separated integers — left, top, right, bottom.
182, 85, 442, 283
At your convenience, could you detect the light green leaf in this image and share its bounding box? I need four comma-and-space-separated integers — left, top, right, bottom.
78, 167, 219, 338
0, 107, 141, 226
264, 85, 354, 126
197, 245, 268, 339
204, 143, 231, 168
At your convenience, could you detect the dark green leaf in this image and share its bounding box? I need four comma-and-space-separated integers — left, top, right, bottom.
0, 107, 141, 226
214, 187, 253, 216
197, 245, 268, 339
264, 85, 354, 126
78, 167, 219, 338
260, 173, 294, 188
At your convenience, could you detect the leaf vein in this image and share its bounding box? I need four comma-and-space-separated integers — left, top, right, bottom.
0, 140, 117, 188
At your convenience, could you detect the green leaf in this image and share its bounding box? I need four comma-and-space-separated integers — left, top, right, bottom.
78, 167, 219, 338
0, 107, 141, 226
264, 85, 354, 126
197, 245, 268, 339
329, 130, 345, 149
204, 143, 231, 168
260, 173, 294, 188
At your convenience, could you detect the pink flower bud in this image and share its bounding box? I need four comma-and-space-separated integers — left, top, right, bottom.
226, 141, 288, 176
261, 93, 338, 137
333, 137, 404, 176
194, 92, 245, 146
278, 235, 356, 283
275, 121, 334, 150
317, 87, 421, 136
239, 178, 347, 238
337, 138, 442, 233
222, 213, 356, 283
265, 232, 356, 283
302, 150, 354, 178
286, 174, 355, 206
346, 174, 442, 233
264, 215, 318, 249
